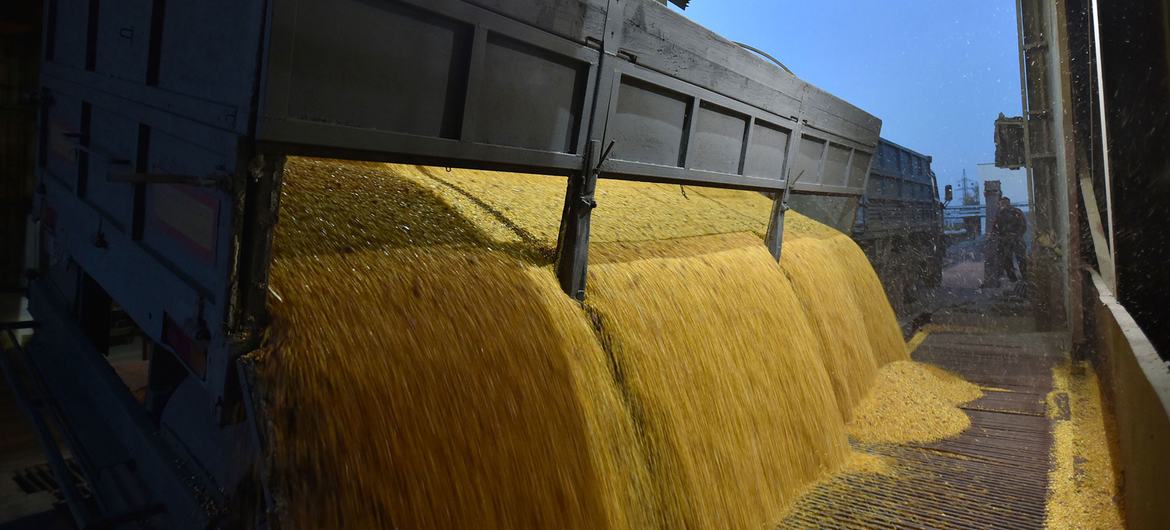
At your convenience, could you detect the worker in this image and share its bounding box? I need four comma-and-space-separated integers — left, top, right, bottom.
992, 197, 1027, 283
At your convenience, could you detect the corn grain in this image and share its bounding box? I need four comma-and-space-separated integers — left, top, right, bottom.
257, 157, 953, 529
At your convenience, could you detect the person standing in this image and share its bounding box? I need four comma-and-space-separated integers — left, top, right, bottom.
993, 197, 1028, 282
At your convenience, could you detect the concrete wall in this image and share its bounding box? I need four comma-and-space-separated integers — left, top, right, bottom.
1097, 0, 1170, 361
1089, 272, 1170, 530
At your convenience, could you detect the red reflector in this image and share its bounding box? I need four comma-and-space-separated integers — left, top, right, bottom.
152, 185, 219, 264
162, 314, 207, 379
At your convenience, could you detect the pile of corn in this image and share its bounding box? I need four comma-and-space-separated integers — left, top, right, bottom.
847, 361, 983, 443
255, 157, 933, 529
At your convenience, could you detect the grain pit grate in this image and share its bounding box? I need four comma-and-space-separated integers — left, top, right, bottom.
781, 331, 1064, 529
11, 458, 91, 502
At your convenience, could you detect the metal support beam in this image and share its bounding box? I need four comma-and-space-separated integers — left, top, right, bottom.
1015, 0, 1037, 214
1016, 0, 1074, 330
1053, 0, 1084, 333
555, 140, 601, 300
235, 154, 286, 337
554, 0, 621, 300
764, 118, 807, 262
763, 195, 786, 260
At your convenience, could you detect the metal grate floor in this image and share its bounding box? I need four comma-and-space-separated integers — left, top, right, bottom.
781, 331, 1065, 529
10, 458, 90, 501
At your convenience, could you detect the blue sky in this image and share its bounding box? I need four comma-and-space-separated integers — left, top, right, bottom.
670, 1, 1022, 192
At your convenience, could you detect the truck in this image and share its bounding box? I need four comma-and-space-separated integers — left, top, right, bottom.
851, 138, 946, 318
0, 1, 881, 527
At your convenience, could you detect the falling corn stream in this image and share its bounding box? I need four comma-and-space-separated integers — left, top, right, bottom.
253, 157, 987, 529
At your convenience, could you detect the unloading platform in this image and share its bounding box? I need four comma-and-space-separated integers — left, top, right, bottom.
785, 326, 1065, 529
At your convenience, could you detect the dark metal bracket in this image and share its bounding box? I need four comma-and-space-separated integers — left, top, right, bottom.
764, 168, 806, 262
553, 0, 626, 301
235, 154, 286, 340
555, 140, 603, 300
763, 196, 787, 261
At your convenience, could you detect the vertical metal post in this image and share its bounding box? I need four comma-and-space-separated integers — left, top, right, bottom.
555, 141, 600, 300
553, 0, 624, 299
763, 193, 786, 260
765, 118, 805, 261
1015, 0, 1036, 211
235, 154, 285, 338
1016, 0, 1072, 329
